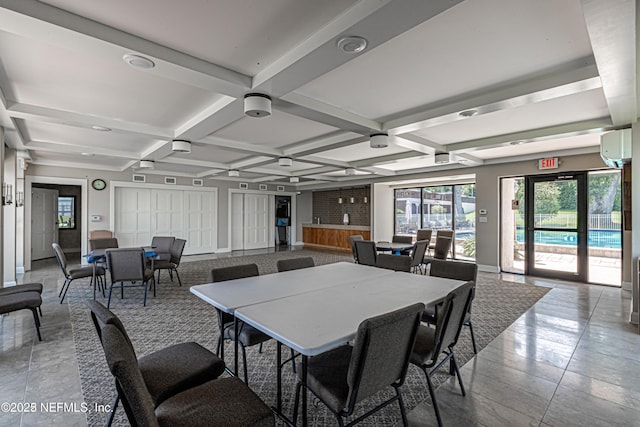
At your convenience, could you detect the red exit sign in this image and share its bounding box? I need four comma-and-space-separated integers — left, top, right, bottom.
538, 157, 558, 170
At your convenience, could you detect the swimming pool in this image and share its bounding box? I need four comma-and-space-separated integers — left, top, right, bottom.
455, 229, 621, 249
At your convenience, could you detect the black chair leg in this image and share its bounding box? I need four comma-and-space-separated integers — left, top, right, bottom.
59, 280, 72, 303
30, 308, 42, 341
396, 387, 409, 427
240, 344, 248, 384
107, 284, 114, 309
425, 369, 443, 427
143, 281, 148, 307
292, 381, 303, 424
106, 394, 119, 427
174, 269, 182, 286
450, 351, 466, 396
467, 321, 478, 354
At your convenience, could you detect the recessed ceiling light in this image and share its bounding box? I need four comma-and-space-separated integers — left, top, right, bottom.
123, 54, 155, 69
459, 109, 478, 118
81, 152, 94, 156
337, 36, 368, 53
91, 125, 111, 132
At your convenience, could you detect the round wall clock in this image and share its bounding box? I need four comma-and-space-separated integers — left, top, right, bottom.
92, 179, 107, 191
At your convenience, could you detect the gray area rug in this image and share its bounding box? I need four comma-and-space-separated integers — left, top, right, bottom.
66, 250, 550, 426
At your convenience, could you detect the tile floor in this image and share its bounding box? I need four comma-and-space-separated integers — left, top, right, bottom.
1, 249, 639, 426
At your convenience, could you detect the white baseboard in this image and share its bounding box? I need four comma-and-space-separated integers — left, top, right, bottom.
216, 247, 231, 253
16, 266, 25, 275
3, 281, 17, 288
630, 309, 639, 325
622, 281, 632, 292
478, 264, 501, 273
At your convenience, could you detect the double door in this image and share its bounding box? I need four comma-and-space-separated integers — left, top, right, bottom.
231, 193, 275, 250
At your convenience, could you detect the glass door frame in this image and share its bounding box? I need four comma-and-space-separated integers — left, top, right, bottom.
525, 172, 588, 282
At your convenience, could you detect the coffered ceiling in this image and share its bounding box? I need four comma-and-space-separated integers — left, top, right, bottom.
0, 0, 635, 188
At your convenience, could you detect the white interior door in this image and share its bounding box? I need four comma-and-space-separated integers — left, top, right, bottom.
31, 187, 58, 260
184, 190, 216, 255
231, 193, 244, 250
151, 189, 184, 237
243, 194, 274, 250
115, 188, 152, 247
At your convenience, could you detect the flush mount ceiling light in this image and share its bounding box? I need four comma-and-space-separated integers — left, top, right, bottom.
345, 167, 356, 175
123, 54, 155, 69
91, 125, 111, 132
370, 133, 389, 148
337, 36, 368, 53
278, 157, 293, 167
434, 153, 450, 164
228, 169, 240, 177
290, 177, 300, 183
458, 109, 478, 118
244, 93, 272, 117
139, 160, 155, 169
172, 139, 191, 153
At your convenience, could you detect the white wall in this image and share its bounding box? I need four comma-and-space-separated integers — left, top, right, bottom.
3, 149, 16, 285
372, 182, 394, 241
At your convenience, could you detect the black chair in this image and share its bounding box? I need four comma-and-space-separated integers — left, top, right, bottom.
276, 256, 315, 272
410, 240, 430, 274
0, 291, 42, 341
416, 229, 433, 243
354, 240, 377, 267
87, 300, 226, 426
210, 264, 272, 384
151, 236, 176, 262
424, 235, 453, 267
53, 243, 104, 303
89, 237, 119, 250
293, 303, 424, 427
427, 230, 454, 257
392, 235, 414, 255
376, 253, 411, 272
410, 281, 474, 427
423, 259, 479, 353
154, 238, 186, 286
349, 235, 364, 262
105, 248, 155, 308
99, 324, 274, 426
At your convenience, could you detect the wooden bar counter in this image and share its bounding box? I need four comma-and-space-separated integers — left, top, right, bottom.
302, 224, 370, 251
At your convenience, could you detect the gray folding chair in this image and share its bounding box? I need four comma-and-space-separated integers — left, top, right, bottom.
276, 256, 315, 272
392, 235, 414, 255
354, 240, 377, 267
154, 238, 186, 286
424, 259, 479, 353
410, 240, 430, 274
293, 303, 424, 426
410, 281, 474, 427
87, 300, 226, 426
99, 324, 273, 427
151, 236, 175, 262
376, 253, 411, 272
105, 248, 155, 308
53, 243, 104, 303
89, 237, 119, 250
210, 264, 272, 384
349, 235, 364, 262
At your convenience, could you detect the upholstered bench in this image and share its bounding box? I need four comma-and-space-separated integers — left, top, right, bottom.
0, 291, 43, 341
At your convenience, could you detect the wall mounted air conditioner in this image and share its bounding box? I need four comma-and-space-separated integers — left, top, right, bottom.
600, 129, 632, 169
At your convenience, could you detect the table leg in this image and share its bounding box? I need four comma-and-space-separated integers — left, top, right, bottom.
302, 355, 308, 427
234, 317, 239, 379
276, 341, 282, 412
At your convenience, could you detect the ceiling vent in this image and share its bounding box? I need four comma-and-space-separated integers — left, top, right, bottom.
172, 139, 191, 153
434, 153, 450, 164
244, 93, 272, 117
139, 160, 154, 169
370, 133, 389, 148
279, 157, 293, 167
600, 129, 632, 169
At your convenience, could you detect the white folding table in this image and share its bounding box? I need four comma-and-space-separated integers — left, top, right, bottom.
190, 262, 396, 370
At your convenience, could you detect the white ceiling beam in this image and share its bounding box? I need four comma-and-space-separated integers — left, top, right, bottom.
174, 97, 245, 142
230, 156, 278, 170
393, 134, 444, 155
157, 156, 231, 171
28, 158, 123, 172
198, 135, 283, 157
283, 132, 366, 157
253, 0, 463, 96
352, 151, 422, 167
446, 118, 614, 153
24, 140, 138, 159
386, 58, 602, 135
297, 155, 352, 169
7, 102, 173, 139
581, 0, 637, 125
358, 166, 397, 176
0, 0, 250, 96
